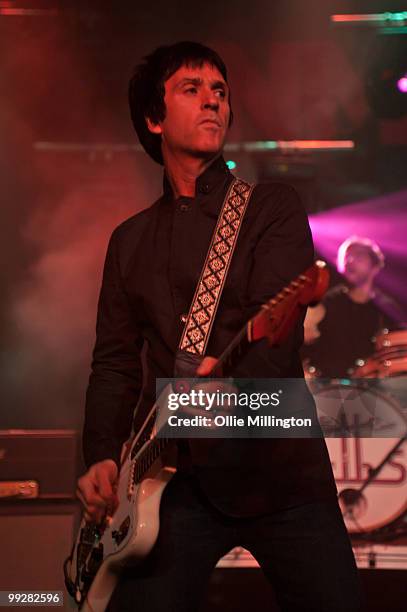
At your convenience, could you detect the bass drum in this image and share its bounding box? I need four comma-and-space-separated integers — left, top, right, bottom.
312, 381, 407, 534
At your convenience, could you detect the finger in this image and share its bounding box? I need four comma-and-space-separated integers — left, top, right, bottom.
196, 356, 218, 376
84, 508, 104, 524
77, 493, 107, 517
95, 468, 116, 502
106, 496, 119, 517
77, 480, 108, 509
192, 383, 238, 401
77, 474, 97, 501
76, 484, 106, 509
88, 503, 106, 518
84, 513, 100, 524
76, 487, 88, 509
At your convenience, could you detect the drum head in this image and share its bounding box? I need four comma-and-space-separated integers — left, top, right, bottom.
313, 382, 407, 534
313, 381, 406, 437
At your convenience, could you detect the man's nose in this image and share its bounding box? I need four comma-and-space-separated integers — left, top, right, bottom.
201, 91, 219, 110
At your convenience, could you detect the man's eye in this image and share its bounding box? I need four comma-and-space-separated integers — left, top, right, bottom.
215, 89, 226, 98
185, 87, 197, 94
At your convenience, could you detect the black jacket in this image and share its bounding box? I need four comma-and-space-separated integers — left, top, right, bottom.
83, 156, 337, 516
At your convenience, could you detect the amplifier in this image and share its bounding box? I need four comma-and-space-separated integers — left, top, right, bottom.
0, 498, 81, 609
0, 429, 80, 499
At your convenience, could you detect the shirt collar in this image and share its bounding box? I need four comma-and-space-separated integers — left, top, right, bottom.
162, 155, 233, 217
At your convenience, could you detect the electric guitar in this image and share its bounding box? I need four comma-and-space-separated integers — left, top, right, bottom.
64, 260, 329, 611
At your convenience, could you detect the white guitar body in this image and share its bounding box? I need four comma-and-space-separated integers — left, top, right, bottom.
65, 399, 176, 611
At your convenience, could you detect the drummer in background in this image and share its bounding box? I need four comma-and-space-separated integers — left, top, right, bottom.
302, 235, 406, 379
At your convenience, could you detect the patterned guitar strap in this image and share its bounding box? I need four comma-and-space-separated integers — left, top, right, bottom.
174, 177, 254, 377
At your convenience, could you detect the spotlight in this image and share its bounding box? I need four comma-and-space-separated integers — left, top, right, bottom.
397, 75, 407, 93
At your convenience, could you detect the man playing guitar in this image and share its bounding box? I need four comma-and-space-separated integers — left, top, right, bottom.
76, 41, 362, 611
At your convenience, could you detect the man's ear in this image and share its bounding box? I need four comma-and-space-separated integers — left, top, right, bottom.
146, 117, 162, 135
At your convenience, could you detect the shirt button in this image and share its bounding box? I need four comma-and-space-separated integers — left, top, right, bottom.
180, 313, 187, 323
179, 203, 189, 212
199, 183, 210, 194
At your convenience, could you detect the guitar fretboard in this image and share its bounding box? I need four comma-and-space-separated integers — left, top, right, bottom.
133, 435, 170, 484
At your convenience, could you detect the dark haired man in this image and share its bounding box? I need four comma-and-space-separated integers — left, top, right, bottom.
303, 235, 405, 378
77, 42, 362, 611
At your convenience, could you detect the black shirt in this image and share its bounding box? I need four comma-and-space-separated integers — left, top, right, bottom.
83, 156, 337, 515
303, 285, 398, 379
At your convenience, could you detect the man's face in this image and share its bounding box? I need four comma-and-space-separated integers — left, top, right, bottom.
147, 63, 230, 159
343, 245, 380, 287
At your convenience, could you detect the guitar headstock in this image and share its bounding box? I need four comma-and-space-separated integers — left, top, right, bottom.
296, 260, 330, 306
248, 260, 330, 345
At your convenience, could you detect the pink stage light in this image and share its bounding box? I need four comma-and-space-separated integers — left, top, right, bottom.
308, 190, 407, 320
397, 76, 407, 93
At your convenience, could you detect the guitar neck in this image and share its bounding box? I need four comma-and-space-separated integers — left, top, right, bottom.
209, 271, 314, 377
211, 326, 250, 377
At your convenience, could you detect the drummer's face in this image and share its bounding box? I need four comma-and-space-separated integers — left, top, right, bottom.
343, 245, 380, 286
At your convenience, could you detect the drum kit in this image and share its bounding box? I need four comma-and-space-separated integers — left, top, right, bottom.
353, 328, 407, 408
306, 329, 407, 542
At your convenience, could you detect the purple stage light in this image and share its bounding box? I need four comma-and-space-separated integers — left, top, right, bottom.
309, 190, 407, 323
397, 76, 407, 93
